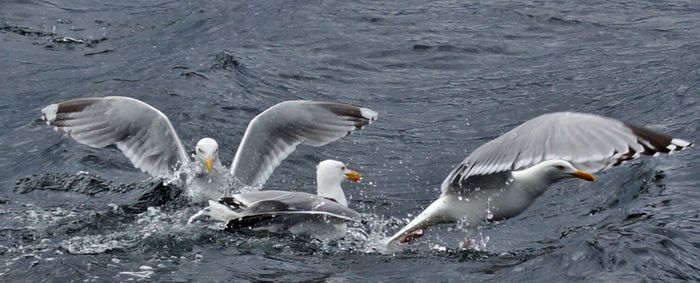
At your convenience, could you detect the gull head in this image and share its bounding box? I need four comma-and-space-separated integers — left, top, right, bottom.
539, 159, 596, 182
316, 160, 361, 207
317, 159, 362, 185
195, 138, 219, 174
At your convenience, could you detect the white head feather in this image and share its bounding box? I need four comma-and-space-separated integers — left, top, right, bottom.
316, 159, 361, 207
195, 138, 219, 174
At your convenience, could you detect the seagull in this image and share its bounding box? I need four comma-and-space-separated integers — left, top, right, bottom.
386, 112, 692, 245
189, 160, 362, 240
40, 96, 377, 202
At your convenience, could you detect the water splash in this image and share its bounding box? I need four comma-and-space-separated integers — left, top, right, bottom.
167, 161, 261, 200
460, 226, 490, 251
58, 206, 196, 255
61, 233, 136, 254
341, 213, 407, 253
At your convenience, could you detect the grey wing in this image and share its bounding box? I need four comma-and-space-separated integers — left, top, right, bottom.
229, 190, 301, 207
40, 96, 189, 178
442, 171, 514, 197
229, 100, 378, 188
442, 112, 692, 193
231, 190, 361, 220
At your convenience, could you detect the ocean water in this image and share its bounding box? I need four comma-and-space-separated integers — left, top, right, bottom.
1, 0, 699, 281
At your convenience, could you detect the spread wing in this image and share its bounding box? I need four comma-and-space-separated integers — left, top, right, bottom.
41, 96, 189, 178
442, 112, 692, 194
229, 100, 378, 188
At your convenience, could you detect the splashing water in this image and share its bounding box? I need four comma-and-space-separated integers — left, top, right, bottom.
59, 206, 197, 255
165, 161, 262, 202
341, 213, 410, 253
460, 226, 490, 251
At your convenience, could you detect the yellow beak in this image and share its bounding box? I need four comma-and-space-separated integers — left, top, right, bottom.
571, 170, 596, 182
345, 170, 362, 182
204, 158, 213, 174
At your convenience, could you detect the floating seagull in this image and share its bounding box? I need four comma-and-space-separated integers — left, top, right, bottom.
189, 160, 362, 239
40, 96, 377, 202
386, 112, 692, 245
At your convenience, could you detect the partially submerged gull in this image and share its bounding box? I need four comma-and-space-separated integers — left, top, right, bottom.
189, 160, 363, 240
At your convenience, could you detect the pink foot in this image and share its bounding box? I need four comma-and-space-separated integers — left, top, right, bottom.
399, 229, 425, 243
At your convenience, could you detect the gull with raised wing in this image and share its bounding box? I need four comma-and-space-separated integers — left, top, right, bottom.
40, 96, 377, 202
386, 112, 691, 245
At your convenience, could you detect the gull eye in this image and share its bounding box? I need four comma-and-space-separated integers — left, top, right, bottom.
341, 166, 346, 170
197, 148, 203, 153
554, 165, 565, 170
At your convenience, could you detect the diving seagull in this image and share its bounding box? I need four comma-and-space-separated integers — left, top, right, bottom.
40, 96, 378, 202
189, 160, 362, 240
386, 112, 692, 245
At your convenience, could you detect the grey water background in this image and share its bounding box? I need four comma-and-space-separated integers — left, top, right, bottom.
1, 0, 699, 281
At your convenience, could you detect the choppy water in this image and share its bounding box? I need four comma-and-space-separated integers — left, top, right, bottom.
2, 0, 699, 281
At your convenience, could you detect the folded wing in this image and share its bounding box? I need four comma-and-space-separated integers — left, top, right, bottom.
41, 96, 189, 178
222, 190, 360, 230
228, 190, 360, 219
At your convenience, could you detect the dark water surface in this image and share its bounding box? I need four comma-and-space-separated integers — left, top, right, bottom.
2, 0, 699, 281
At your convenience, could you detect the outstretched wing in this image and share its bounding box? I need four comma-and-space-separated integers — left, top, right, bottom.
442, 112, 692, 194
229, 100, 378, 188
41, 96, 189, 178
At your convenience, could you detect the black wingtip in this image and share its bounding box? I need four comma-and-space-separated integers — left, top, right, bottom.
318, 103, 378, 126
624, 123, 688, 155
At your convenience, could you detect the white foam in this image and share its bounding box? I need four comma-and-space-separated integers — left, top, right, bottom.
61, 234, 131, 254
